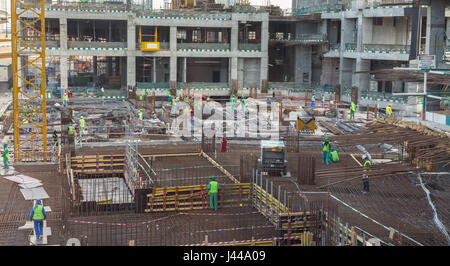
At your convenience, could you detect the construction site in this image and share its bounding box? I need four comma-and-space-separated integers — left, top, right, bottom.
0, 0, 448, 248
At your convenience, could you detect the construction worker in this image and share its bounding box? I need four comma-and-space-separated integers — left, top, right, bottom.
207, 176, 219, 211
386, 104, 393, 117
138, 109, 143, 122
52, 130, 58, 147
206, 96, 211, 104
79, 116, 85, 131
67, 122, 74, 145
168, 91, 172, 102
29, 199, 46, 242
349, 102, 356, 120
362, 155, 372, 193
151, 111, 156, 119
241, 96, 245, 112
329, 148, 339, 163
161, 105, 166, 115
311, 94, 316, 108
321, 138, 331, 165
2, 143, 9, 169
321, 94, 325, 108
63, 92, 69, 107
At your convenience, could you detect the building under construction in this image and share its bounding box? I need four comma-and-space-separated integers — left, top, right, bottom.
0, 0, 448, 248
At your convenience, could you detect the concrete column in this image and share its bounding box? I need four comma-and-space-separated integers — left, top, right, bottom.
170, 26, 177, 90
447, 17, 450, 47
60, 56, 68, 96
153, 57, 156, 83
183, 57, 187, 83
231, 18, 239, 93
355, 58, 370, 97
231, 18, 238, 52
59, 18, 67, 51
231, 57, 238, 93
260, 16, 269, 91
59, 18, 68, 97
425, 0, 446, 66
356, 15, 363, 53
93, 56, 97, 76
127, 20, 136, 87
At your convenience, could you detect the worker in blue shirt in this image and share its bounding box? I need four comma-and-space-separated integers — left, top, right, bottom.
29, 199, 46, 241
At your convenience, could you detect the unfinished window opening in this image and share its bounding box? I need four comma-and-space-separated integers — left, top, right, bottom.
373, 18, 383, 26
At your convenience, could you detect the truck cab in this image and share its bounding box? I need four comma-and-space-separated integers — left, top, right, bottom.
258, 140, 288, 176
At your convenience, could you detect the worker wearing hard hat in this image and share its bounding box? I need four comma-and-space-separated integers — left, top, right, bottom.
321, 138, 331, 165
386, 104, 392, 117
151, 111, 156, 119
207, 176, 220, 211
79, 116, 85, 140
311, 94, 316, 108
63, 92, 69, 107
362, 155, 372, 193
29, 199, 46, 242
321, 94, 325, 108
138, 109, 143, 122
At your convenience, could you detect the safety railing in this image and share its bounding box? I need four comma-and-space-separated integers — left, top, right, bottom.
360, 91, 408, 104
330, 43, 341, 51
292, 4, 344, 15
269, 33, 327, 42
68, 41, 127, 49
363, 44, 410, 54
177, 42, 230, 51
345, 42, 357, 52
139, 9, 233, 21
364, 0, 414, 8
137, 82, 170, 89
238, 43, 261, 51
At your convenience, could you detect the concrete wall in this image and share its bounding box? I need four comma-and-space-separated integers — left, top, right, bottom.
369, 17, 409, 45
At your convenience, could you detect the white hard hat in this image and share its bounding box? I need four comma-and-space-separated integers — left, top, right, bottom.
362, 155, 367, 160
80, 116, 83, 118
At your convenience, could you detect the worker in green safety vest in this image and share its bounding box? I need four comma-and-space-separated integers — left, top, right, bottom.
311, 95, 316, 108
52, 130, 59, 147
2, 143, 9, 169
350, 102, 356, 120
362, 155, 371, 193
67, 122, 74, 145
29, 199, 46, 242
321, 138, 331, 165
329, 148, 339, 163
138, 109, 143, 122
168, 91, 172, 102
207, 176, 220, 211
79, 116, 85, 140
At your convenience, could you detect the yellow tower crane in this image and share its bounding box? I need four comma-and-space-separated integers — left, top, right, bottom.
11, 0, 47, 162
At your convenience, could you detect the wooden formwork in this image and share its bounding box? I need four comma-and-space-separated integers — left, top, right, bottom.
145, 183, 251, 212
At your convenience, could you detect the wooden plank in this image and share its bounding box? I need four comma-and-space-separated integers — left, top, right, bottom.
201, 151, 240, 184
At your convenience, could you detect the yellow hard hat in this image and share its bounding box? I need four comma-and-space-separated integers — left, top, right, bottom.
389, 104, 392, 106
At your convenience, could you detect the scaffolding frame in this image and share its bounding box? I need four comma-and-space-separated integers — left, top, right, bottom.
11, 0, 47, 161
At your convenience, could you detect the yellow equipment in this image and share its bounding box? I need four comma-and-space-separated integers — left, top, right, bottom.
140, 26, 160, 51
11, 0, 47, 161
297, 117, 316, 133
